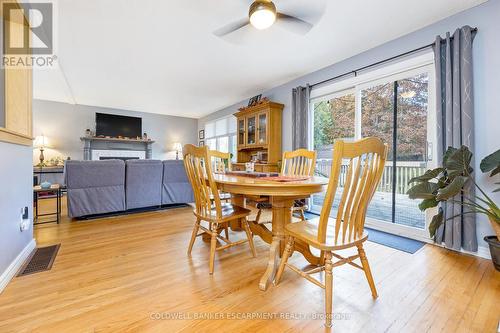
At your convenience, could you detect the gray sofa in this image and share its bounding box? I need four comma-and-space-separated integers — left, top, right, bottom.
65, 159, 193, 218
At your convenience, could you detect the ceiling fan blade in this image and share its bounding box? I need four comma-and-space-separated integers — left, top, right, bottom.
213, 18, 250, 37
276, 12, 313, 35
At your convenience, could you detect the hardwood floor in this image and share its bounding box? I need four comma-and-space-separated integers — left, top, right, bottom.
0, 197, 498, 332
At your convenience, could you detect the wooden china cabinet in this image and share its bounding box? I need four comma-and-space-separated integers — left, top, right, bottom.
232, 100, 283, 172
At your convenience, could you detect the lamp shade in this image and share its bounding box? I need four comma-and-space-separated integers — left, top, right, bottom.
173, 142, 183, 151
33, 135, 48, 148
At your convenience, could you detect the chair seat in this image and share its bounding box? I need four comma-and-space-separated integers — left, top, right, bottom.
195, 203, 251, 223
285, 217, 368, 251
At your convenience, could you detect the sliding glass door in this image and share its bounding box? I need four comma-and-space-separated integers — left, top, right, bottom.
311, 64, 435, 240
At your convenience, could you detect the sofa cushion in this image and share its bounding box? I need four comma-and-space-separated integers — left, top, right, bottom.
65, 160, 125, 189
162, 160, 194, 204
65, 160, 126, 217
125, 159, 163, 210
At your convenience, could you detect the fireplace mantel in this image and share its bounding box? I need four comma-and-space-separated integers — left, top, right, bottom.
80, 137, 155, 160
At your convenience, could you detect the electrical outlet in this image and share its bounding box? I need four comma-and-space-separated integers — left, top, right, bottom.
20, 207, 30, 232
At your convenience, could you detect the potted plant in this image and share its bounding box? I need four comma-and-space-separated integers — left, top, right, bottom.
406, 146, 500, 270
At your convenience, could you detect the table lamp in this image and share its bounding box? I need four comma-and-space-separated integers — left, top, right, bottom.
34, 135, 48, 166
173, 142, 182, 160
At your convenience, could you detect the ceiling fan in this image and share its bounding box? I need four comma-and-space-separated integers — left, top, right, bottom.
213, 0, 318, 37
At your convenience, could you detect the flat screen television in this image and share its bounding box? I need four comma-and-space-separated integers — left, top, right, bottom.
95, 113, 142, 138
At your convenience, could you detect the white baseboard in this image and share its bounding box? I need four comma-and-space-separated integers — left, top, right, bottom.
467, 245, 491, 260
0, 239, 36, 294
434, 243, 492, 260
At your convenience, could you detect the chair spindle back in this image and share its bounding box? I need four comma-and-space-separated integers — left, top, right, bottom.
183, 144, 222, 219
209, 150, 232, 173
317, 138, 388, 244
281, 149, 317, 177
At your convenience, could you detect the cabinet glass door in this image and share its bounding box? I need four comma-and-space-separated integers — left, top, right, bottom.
247, 115, 256, 145
238, 118, 245, 147
257, 112, 267, 144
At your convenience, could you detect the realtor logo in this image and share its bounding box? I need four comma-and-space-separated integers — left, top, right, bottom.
2, 1, 57, 68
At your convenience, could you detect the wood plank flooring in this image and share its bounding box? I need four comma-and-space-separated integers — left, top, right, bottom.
0, 197, 498, 333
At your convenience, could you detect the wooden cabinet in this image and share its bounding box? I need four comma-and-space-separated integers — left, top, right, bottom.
233, 100, 283, 172
0, 0, 33, 146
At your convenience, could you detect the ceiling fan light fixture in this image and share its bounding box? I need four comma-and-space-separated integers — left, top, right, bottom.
249, 1, 276, 30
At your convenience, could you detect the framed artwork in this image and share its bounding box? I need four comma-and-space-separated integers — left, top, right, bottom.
248, 94, 262, 107
199, 141, 204, 146
199, 130, 205, 140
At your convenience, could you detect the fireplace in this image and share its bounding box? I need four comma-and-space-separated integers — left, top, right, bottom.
90, 149, 146, 161
81, 137, 154, 160
99, 157, 140, 161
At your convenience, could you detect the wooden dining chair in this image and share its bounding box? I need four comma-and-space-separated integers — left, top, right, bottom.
183, 144, 257, 274
274, 138, 388, 327
209, 150, 232, 238
210, 150, 232, 174
253, 149, 317, 224
209, 150, 232, 203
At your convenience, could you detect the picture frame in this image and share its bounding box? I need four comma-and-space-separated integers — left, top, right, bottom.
199, 141, 204, 146
199, 130, 205, 140
248, 94, 262, 107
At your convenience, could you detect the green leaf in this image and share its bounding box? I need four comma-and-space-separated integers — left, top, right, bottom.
418, 198, 439, 211
480, 149, 500, 175
436, 176, 469, 201
408, 168, 444, 184
444, 146, 473, 178
442, 146, 458, 165
493, 188, 500, 193
429, 209, 444, 238
490, 165, 500, 177
407, 182, 439, 199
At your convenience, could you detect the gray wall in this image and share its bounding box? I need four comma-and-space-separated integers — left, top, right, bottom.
0, 142, 33, 279
33, 100, 198, 163
198, 0, 500, 250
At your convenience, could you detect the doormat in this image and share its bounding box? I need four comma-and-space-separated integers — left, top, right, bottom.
17, 244, 60, 276
303, 212, 425, 254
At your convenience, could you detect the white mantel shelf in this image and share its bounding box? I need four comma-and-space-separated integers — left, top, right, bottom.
80, 137, 154, 160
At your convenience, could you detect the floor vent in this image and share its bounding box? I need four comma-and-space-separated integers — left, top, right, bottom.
17, 244, 60, 277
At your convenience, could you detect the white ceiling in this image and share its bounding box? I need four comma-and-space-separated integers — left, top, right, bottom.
33, 0, 487, 119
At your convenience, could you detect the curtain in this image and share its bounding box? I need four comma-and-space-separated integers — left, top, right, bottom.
433, 26, 477, 252
292, 85, 310, 150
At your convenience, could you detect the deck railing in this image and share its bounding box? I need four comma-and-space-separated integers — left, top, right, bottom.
315, 159, 426, 195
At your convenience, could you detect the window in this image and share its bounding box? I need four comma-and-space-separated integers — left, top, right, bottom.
204, 115, 237, 161
310, 52, 436, 240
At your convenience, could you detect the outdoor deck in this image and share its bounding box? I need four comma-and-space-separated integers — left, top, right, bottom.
312, 190, 426, 229
312, 159, 427, 229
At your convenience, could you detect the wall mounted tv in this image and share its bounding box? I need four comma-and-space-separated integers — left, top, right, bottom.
95, 113, 142, 138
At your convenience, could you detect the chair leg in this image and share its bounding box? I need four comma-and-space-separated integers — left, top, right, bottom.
224, 225, 229, 240
298, 208, 306, 221
254, 208, 262, 224
274, 237, 294, 285
243, 218, 257, 257
209, 223, 218, 274
187, 218, 200, 255
324, 251, 333, 328
357, 243, 378, 298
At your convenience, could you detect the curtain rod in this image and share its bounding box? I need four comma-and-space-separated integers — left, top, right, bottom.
310, 27, 478, 89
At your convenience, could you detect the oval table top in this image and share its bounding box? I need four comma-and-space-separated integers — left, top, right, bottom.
212, 173, 329, 197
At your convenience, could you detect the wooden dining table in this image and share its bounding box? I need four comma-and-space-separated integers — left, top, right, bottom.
213, 173, 329, 291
